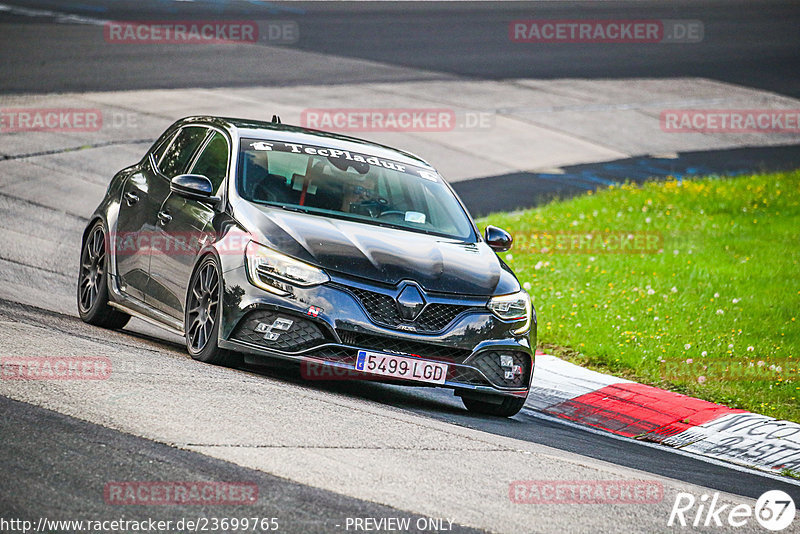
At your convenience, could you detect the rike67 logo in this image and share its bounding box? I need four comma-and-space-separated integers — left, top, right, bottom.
668, 490, 796, 531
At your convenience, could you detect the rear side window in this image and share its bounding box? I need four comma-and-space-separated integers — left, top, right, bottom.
158, 126, 209, 178
189, 131, 229, 194
150, 129, 176, 165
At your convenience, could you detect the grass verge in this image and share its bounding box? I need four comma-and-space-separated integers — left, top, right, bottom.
482, 171, 799, 422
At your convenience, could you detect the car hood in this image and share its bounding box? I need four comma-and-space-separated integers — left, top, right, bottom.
237, 202, 520, 296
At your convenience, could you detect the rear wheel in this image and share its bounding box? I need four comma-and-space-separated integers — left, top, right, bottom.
185, 256, 241, 367
77, 221, 130, 329
461, 394, 527, 417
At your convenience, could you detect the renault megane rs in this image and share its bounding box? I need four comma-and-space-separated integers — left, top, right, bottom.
78, 116, 536, 416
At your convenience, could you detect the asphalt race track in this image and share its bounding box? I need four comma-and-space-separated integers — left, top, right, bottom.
1, 1, 799, 533
1, 0, 799, 97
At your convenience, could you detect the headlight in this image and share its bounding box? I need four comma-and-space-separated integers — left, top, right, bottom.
245, 241, 329, 295
488, 290, 532, 335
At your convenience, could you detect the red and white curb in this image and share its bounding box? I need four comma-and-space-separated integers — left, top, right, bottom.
529, 352, 800, 475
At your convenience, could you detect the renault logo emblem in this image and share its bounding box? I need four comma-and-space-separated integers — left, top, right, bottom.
396, 285, 426, 321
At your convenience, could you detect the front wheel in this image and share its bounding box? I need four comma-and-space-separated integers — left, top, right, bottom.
185, 256, 241, 367
461, 394, 527, 417
77, 221, 130, 329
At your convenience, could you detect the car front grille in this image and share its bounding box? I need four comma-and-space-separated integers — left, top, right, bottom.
341, 285, 479, 333
469, 350, 531, 389
231, 310, 524, 389
231, 310, 331, 352
305, 346, 356, 365
337, 330, 473, 363
446, 365, 488, 386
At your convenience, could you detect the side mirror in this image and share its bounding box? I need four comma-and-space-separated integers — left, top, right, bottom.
170, 174, 220, 204
484, 225, 513, 252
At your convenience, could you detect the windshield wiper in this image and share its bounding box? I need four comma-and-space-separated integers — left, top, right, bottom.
257, 201, 313, 214
277, 204, 312, 214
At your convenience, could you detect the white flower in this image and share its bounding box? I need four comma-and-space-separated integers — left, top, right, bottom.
716, 309, 724, 315
732, 298, 740, 304
776, 366, 782, 372
505, 253, 513, 261
671, 287, 678, 293
757, 360, 765, 367
673, 250, 680, 255
701, 351, 707, 357
647, 289, 655, 295
714, 292, 720, 298
645, 217, 652, 223
534, 261, 544, 270
576, 323, 582, 327
728, 344, 734, 349
697, 376, 706, 384
589, 256, 596, 262
654, 316, 659, 321
747, 346, 754, 352
684, 344, 691, 350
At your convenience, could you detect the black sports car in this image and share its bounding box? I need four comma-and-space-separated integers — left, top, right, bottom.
78, 116, 536, 416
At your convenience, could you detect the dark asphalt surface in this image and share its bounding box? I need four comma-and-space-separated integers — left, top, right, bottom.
1, 298, 798, 515
0, 1, 799, 97
2, 0, 799, 215
2, 1, 800, 529
456, 144, 800, 216
0, 395, 483, 534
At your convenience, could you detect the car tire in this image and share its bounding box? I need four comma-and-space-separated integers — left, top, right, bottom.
77, 221, 131, 329
185, 256, 241, 367
461, 394, 527, 417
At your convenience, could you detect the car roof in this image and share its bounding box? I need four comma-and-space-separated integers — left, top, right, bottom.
175, 115, 436, 170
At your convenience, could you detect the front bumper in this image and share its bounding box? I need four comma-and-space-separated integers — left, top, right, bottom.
217, 265, 536, 398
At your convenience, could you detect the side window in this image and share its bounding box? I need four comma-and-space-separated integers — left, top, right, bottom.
150, 129, 176, 166
158, 126, 209, 178
189, 132, 229, 194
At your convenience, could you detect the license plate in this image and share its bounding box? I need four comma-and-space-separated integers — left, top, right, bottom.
355, 350, 448, 385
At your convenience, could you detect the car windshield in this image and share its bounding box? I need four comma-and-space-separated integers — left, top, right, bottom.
236, 138, 475, 240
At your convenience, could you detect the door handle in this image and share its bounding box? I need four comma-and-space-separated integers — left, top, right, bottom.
157, 211, 172, 225
124, 192, 139, 206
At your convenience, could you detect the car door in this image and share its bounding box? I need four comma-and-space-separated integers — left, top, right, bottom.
130, 125, 210, 309
147, 129, 229, 320
114, 128, 178, 302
